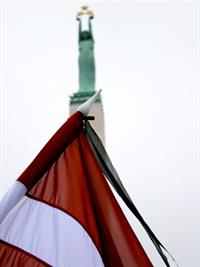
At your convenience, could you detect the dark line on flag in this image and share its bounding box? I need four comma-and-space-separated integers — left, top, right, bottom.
85, 120, 179, 267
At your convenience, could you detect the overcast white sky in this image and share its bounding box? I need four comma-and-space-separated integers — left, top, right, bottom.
0, 1, 200, 266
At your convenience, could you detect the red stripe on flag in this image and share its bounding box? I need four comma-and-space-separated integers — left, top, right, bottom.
0, 240, 51, 267
27, 131, 103, 259
17, 112, 84, 190
28, 130, 153, 267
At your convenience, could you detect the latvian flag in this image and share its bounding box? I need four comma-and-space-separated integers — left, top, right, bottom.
0, 111, 173, 267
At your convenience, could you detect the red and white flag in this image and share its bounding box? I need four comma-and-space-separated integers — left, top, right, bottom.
0, 111, 153, 267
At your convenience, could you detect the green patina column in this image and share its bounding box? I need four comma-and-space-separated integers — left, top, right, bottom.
70, 6, 101, 104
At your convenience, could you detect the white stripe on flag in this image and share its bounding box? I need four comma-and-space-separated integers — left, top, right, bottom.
0, 181, 27, 224
0, 195, 104, 267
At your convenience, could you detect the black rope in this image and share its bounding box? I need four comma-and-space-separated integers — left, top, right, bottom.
85, 120, 178, 267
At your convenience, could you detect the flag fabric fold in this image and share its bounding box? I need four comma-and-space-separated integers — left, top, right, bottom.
0, 112, 154, 267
